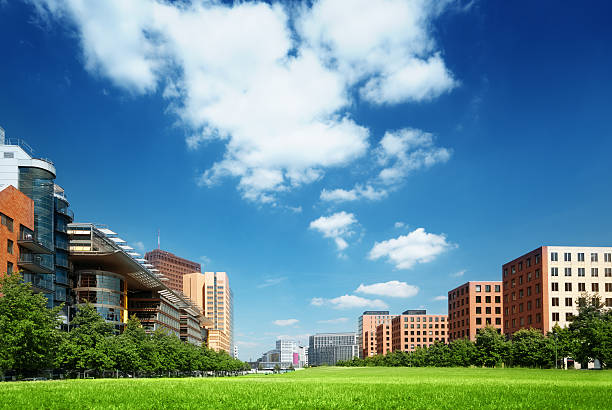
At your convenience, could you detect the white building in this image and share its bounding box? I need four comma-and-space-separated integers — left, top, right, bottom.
233, 345, 239, 359
276, 339, 297, 364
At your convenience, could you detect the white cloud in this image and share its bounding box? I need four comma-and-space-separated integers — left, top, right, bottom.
451, 269, 466, 277
355, 280, 419, 298
376, 128, 451, 186
320, 184, 387, 202
257, 277, 287, 289
309, 211, 357, 252
29, 0, 456, 204
273, 319, 299, 327
317, 317, 349, 324
132, 241, 145, 253
432, 295, 447, 301
369, 227, 455, 269
311, 294, 388, 310
394, 222, 405, 228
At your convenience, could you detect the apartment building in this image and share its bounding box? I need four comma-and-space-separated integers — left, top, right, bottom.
391, 310, 447, 352
375, 322, 392, 355
448, 281, 503, 341
308, 332, 359, 366
502, 246, 612, 336
184, 271, 233, 353
145, 249, 201, 293
357, 311, 396, 358
0, 185, 35, 277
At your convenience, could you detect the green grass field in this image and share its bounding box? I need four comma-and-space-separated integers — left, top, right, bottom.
1, 367, 610, 409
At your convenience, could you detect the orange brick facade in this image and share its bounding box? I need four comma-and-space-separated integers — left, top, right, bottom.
0, 186, 34, 275
358, 312, 395, 357
448, 281, 503, 341
375, 323, 392, 355
145, 249, 201, 293
502, 247, 548, 336
391, 312, 447, 352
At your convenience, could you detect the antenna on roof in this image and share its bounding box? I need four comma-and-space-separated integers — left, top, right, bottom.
157, 229, 160, 249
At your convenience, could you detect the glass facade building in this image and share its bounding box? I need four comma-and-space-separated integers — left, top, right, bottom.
308, 332, 359, 366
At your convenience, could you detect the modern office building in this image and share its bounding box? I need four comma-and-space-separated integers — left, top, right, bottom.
145, 249, 201, 293
448, 281, 503, 341
276, 339, 298, 365
68, 223, 210, 343
0, 185, 35, 277
375, 322, 392, 355
390, 310, 447, 352
502, 246, 612, 336
0, 130, 73, 316
308, 332, 359, 366
184, 271, 233, 353
298, 345, 308, 367
358, 311, 396, 358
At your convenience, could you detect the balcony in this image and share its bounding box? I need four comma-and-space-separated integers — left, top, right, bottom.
22, 272, 54, 293
55, 207, 74, 221
18, 253, 54, 274
18, 230, 53, 254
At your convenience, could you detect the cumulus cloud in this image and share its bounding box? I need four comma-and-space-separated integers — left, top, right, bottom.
320, 185, 388, 202
317, 317, 349, 324
273, 319, 299, 326
309, 211, 358, 253
369, 227, 455, 269
433, 295, 448, 301
355, 280, 419, 298
311, 294, 388, 310
28, 0, 456, 204
451, 269, 466, 277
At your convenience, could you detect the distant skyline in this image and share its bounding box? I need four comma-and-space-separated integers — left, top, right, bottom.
1, 0, 611, 360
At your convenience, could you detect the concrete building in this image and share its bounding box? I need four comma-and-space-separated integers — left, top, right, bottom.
233, 345, 239, 359
391, 310, 447, 352
276, 339, 298, 365
448, 281, 503, 341
68, 223, 210, 343
308, 332, 358, 366
145, 249, 201, 293
358, 311, 396, 358
0, 131, 73, 323
298, 345, 308, 367
184, 271, 233, 353
375, 322, 392, 355
503, 246, 612, 336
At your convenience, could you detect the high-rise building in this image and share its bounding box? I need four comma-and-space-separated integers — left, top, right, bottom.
145, 249, 201, 293
375, 322, 392, 355
0, 131, 73, 322
357, 310, 396, 358
0, 185, 35, 277
276, 339, 298, 365
502, 246, 612, 336
447, 281, 503, 341
308, 332, 358, 366
390, 310, 447, 352
184, 271, 233, 353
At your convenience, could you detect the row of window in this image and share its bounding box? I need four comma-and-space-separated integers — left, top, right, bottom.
402, 316, 445, 322
551, 282, 612, 292
402, 323, 444, 329
450, 295, 501, 310
551, 267, 611, 277
506, 314, 542, 329
450, 317, 502, 328
506, 285, 541, 301
551, 251, 612, 262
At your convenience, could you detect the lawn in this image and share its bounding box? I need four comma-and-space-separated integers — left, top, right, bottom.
1, 367, 610, 409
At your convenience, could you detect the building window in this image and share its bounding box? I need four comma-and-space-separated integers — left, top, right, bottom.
564, 268, 572, 277
476, 307, 481, 314
552, 298, 559, 306
476, 296, 481, 303
475, 285, 481, 292
495, 296, 501, 303
565, 283, 572, 292
495, 285, 500, 292
485, 285, 491, 292
7, 262, 13, 273
551, 268, 558, 276
606, 298, 612, 307
577, 253, 585, 262
566, 313, 573, 321
605, 253, 612, 263
527, 301, 532, 310
527, 287, 531, 296
591, 253, 599, 262
476, 318, 482, 325
0, 213, 13, 232
578, 268, 585, 277
535, 254, 541, 264
592, 283, 599, 292
564, 252, 571, 262
526, 258, 532, 267
565, 298, 572, 307
605, 283, 612, 292
535, 269, 540, 278
485, 296, 491, 303
578, 283, 586, 292
551, 252, 558, 261
592, 268, 599, 277
7, 239, 13, 255
606, 268, 612, 277
552, 312, 560, 322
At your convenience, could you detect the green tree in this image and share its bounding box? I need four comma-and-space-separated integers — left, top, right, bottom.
475, 326, 509, 367
426, 342, 451, 367
448, 338, 477, 367
568, 295, 612, 368
55, 302, 115, 376
510, 329, 551, 368
0, 272, 62, 377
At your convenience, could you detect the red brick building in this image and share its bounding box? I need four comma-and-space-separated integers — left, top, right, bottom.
0, 185, 35, 275
375, 322, 392, 355
391, 310, 447, 352
448, 281, 503, 341
145, 249, 201, 293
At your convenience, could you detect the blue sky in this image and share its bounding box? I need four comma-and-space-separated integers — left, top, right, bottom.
1, 0, 611, 360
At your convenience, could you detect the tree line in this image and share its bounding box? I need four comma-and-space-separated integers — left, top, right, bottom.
338, 300, 612, 369
0, 273, 249, 379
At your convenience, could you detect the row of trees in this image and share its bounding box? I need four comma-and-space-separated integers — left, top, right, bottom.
0, 273, 249, 378
338, 300, 612, 369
